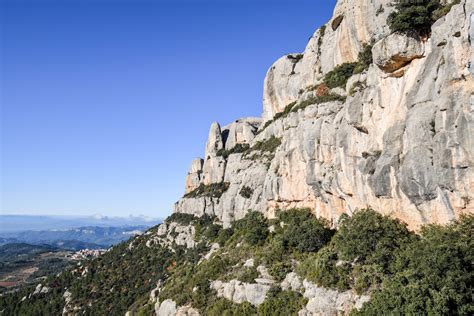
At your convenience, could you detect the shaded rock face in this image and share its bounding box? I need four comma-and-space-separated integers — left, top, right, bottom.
175, 0, 474, 230
185, 158, 203, 194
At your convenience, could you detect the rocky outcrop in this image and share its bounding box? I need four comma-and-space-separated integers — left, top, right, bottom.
143, 222, 196, 249
223, 118, 261, 150
280, 273, 370, 315
155, 299, 200, 316
185, 158, 203, 194
175, 0, 474, 230
372, 33, 425, 73
210, 280, 271, 306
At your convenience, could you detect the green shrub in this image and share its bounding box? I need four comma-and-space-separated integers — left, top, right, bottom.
332, 209, 412, 268
216, 143, 250, 159
236, 266, 259, 283
257, 287, 307, 315
233, 211, 269, 246
166, 212, 197, 225
356, 215, 473, 315
268, 260, 293, 282
317, 25, 326, 55
194, 215, 222, 242
206, 298, 256, 316
249, 136, 282, 154
291, 93, 346, 113
322, 42, 372, 89
184, 182, 230, 199
239, 186, 254, 199
297, 209, 413, 293
279, 209, 334, 253
323, 62, 358, 88
432, 0, 461, 20
297, 245, 351, 291
354, 42, 373, 73
273, 101, 297, 120
216, 228, 234, 247
388, 0, 459, 35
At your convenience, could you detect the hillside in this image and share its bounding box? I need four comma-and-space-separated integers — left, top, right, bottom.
1, 0, 472, 315
0, 211, 472, 315
0, 243, 76, 292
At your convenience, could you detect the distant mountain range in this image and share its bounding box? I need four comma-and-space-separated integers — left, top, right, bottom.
0, 214, 161, 233
0, 225, 153, 250
0, 214, 162, 252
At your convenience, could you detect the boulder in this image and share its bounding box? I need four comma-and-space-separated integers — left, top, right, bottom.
156, 299, 177, 316
372, 33, 424, 73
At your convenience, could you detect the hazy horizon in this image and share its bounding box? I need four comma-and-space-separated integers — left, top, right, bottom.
1, 0, 336, 218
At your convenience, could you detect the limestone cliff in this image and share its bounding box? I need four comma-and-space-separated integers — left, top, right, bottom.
175, 0, 474, 230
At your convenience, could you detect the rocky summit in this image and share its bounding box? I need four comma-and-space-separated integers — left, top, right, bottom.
176, 0, 474, 230
1, 1, 473, 316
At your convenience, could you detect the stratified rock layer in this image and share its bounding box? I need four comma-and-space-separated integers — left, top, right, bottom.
175, 0, 474, 230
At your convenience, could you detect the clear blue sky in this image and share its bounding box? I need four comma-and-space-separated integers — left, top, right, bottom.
1, 0, 336, 218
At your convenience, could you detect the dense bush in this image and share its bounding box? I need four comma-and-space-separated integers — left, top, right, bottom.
166, 212, 196, 225
323, 62, 358, 88
333, 210, 412, 266
206, 298, 256, 316
233, 211, 269, 246
278, 209, 334, 253
388, 0, 459, 35
239, 186, 254, 199
194, 215, 221, 241
322, 41, 372, 89
356, 214, 473, 315
235, 266, 259, 283
184, 182, 230, 199
257, 287, 307, 315
298, 209, 413, 293
216, 227, 234, 246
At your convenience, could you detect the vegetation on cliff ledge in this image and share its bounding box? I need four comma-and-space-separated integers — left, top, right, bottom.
388, 0, 461, 35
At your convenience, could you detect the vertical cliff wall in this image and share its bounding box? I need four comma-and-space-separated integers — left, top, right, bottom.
174, 0, 474, 229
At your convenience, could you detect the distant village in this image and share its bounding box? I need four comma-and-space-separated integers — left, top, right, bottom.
70, 248, 107, 260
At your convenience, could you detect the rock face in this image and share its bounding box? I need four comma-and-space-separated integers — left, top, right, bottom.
185, 158, 203, 194
174, 0, 474, 230
141, 222, 196, 249
262, 0, 395, 121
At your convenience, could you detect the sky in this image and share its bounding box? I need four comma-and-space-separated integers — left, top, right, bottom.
1, 0, 336, 218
